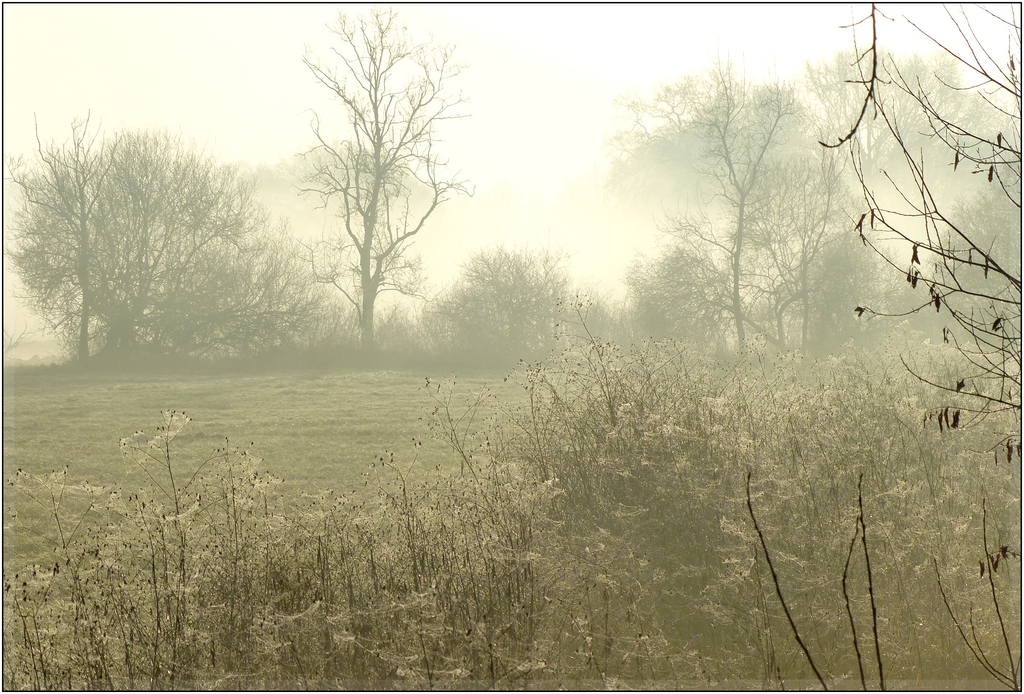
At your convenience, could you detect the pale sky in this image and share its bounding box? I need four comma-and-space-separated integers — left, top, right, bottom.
1, 3, 980, 343
3, 4, 958, 189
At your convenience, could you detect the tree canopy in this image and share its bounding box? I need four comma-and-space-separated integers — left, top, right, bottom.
7, 125, 326, 360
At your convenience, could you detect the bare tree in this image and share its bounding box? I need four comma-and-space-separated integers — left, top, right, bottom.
628, 148, 872, 353
2, 323, 31, 359
828, 4, 1021, 423
302, 8, 468, 354
619, 63, 878, 350
93, 130, 254, 350
620, 62, 798, 346
6, 115, 116, 359
96, 130, 327, 358
8, 125, 325, 360
425, 246, 571, 363
746, 148, 864, 351
681, 63, 798, 344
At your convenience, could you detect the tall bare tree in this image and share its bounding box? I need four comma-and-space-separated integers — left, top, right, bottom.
6, 115, 116, 359
620, 61, 798, 346
302, 8, 468, 354
746, 148, 863, 350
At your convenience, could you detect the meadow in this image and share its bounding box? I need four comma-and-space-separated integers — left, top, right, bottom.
1, 336, 1019, 689
2, 364, 512, 567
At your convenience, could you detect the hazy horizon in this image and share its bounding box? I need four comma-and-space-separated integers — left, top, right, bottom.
2, 4, 980, 348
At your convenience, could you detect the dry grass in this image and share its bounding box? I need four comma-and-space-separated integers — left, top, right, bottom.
2, 366, 516, 569
2, 331, 1019, 689
2, 379, 672, 689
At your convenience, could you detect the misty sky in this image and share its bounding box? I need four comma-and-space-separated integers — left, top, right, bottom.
2, 4, 968, 338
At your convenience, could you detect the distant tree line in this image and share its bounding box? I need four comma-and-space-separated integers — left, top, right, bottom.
612, 48, 1004, 356
5, 6, 1018, 381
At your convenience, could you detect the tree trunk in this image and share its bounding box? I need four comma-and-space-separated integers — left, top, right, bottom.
77, 298, 91, 360
77, 213, 91, 360
732, 198, 747, 344
360, 277, 376, 354
360, 190, 379, 355
800, 261, 810, 351
360, 299, 375, 353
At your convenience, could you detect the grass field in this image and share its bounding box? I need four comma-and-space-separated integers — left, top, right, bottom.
2, 347, 1018, 689
2, 364, 512, 569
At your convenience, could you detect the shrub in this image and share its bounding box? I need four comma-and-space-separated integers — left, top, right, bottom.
3, 401, 682, 689
501, 302, 1020, 687
423, 246, 570, 368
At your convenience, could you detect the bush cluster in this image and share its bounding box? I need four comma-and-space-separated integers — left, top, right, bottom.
501, 308, 1020, 687
3, 404, 678, 689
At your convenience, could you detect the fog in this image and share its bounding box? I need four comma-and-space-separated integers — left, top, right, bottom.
3, 6, 1020, 687
3, 3, 966, 350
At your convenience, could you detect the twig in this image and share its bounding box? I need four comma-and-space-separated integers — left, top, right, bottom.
933, 558, 1015, 687
981, 499, 1019, 688
745, 470, 829, 690
857, 474, 885, 690
821, 4, 881, 149
842, 514, 867, 690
